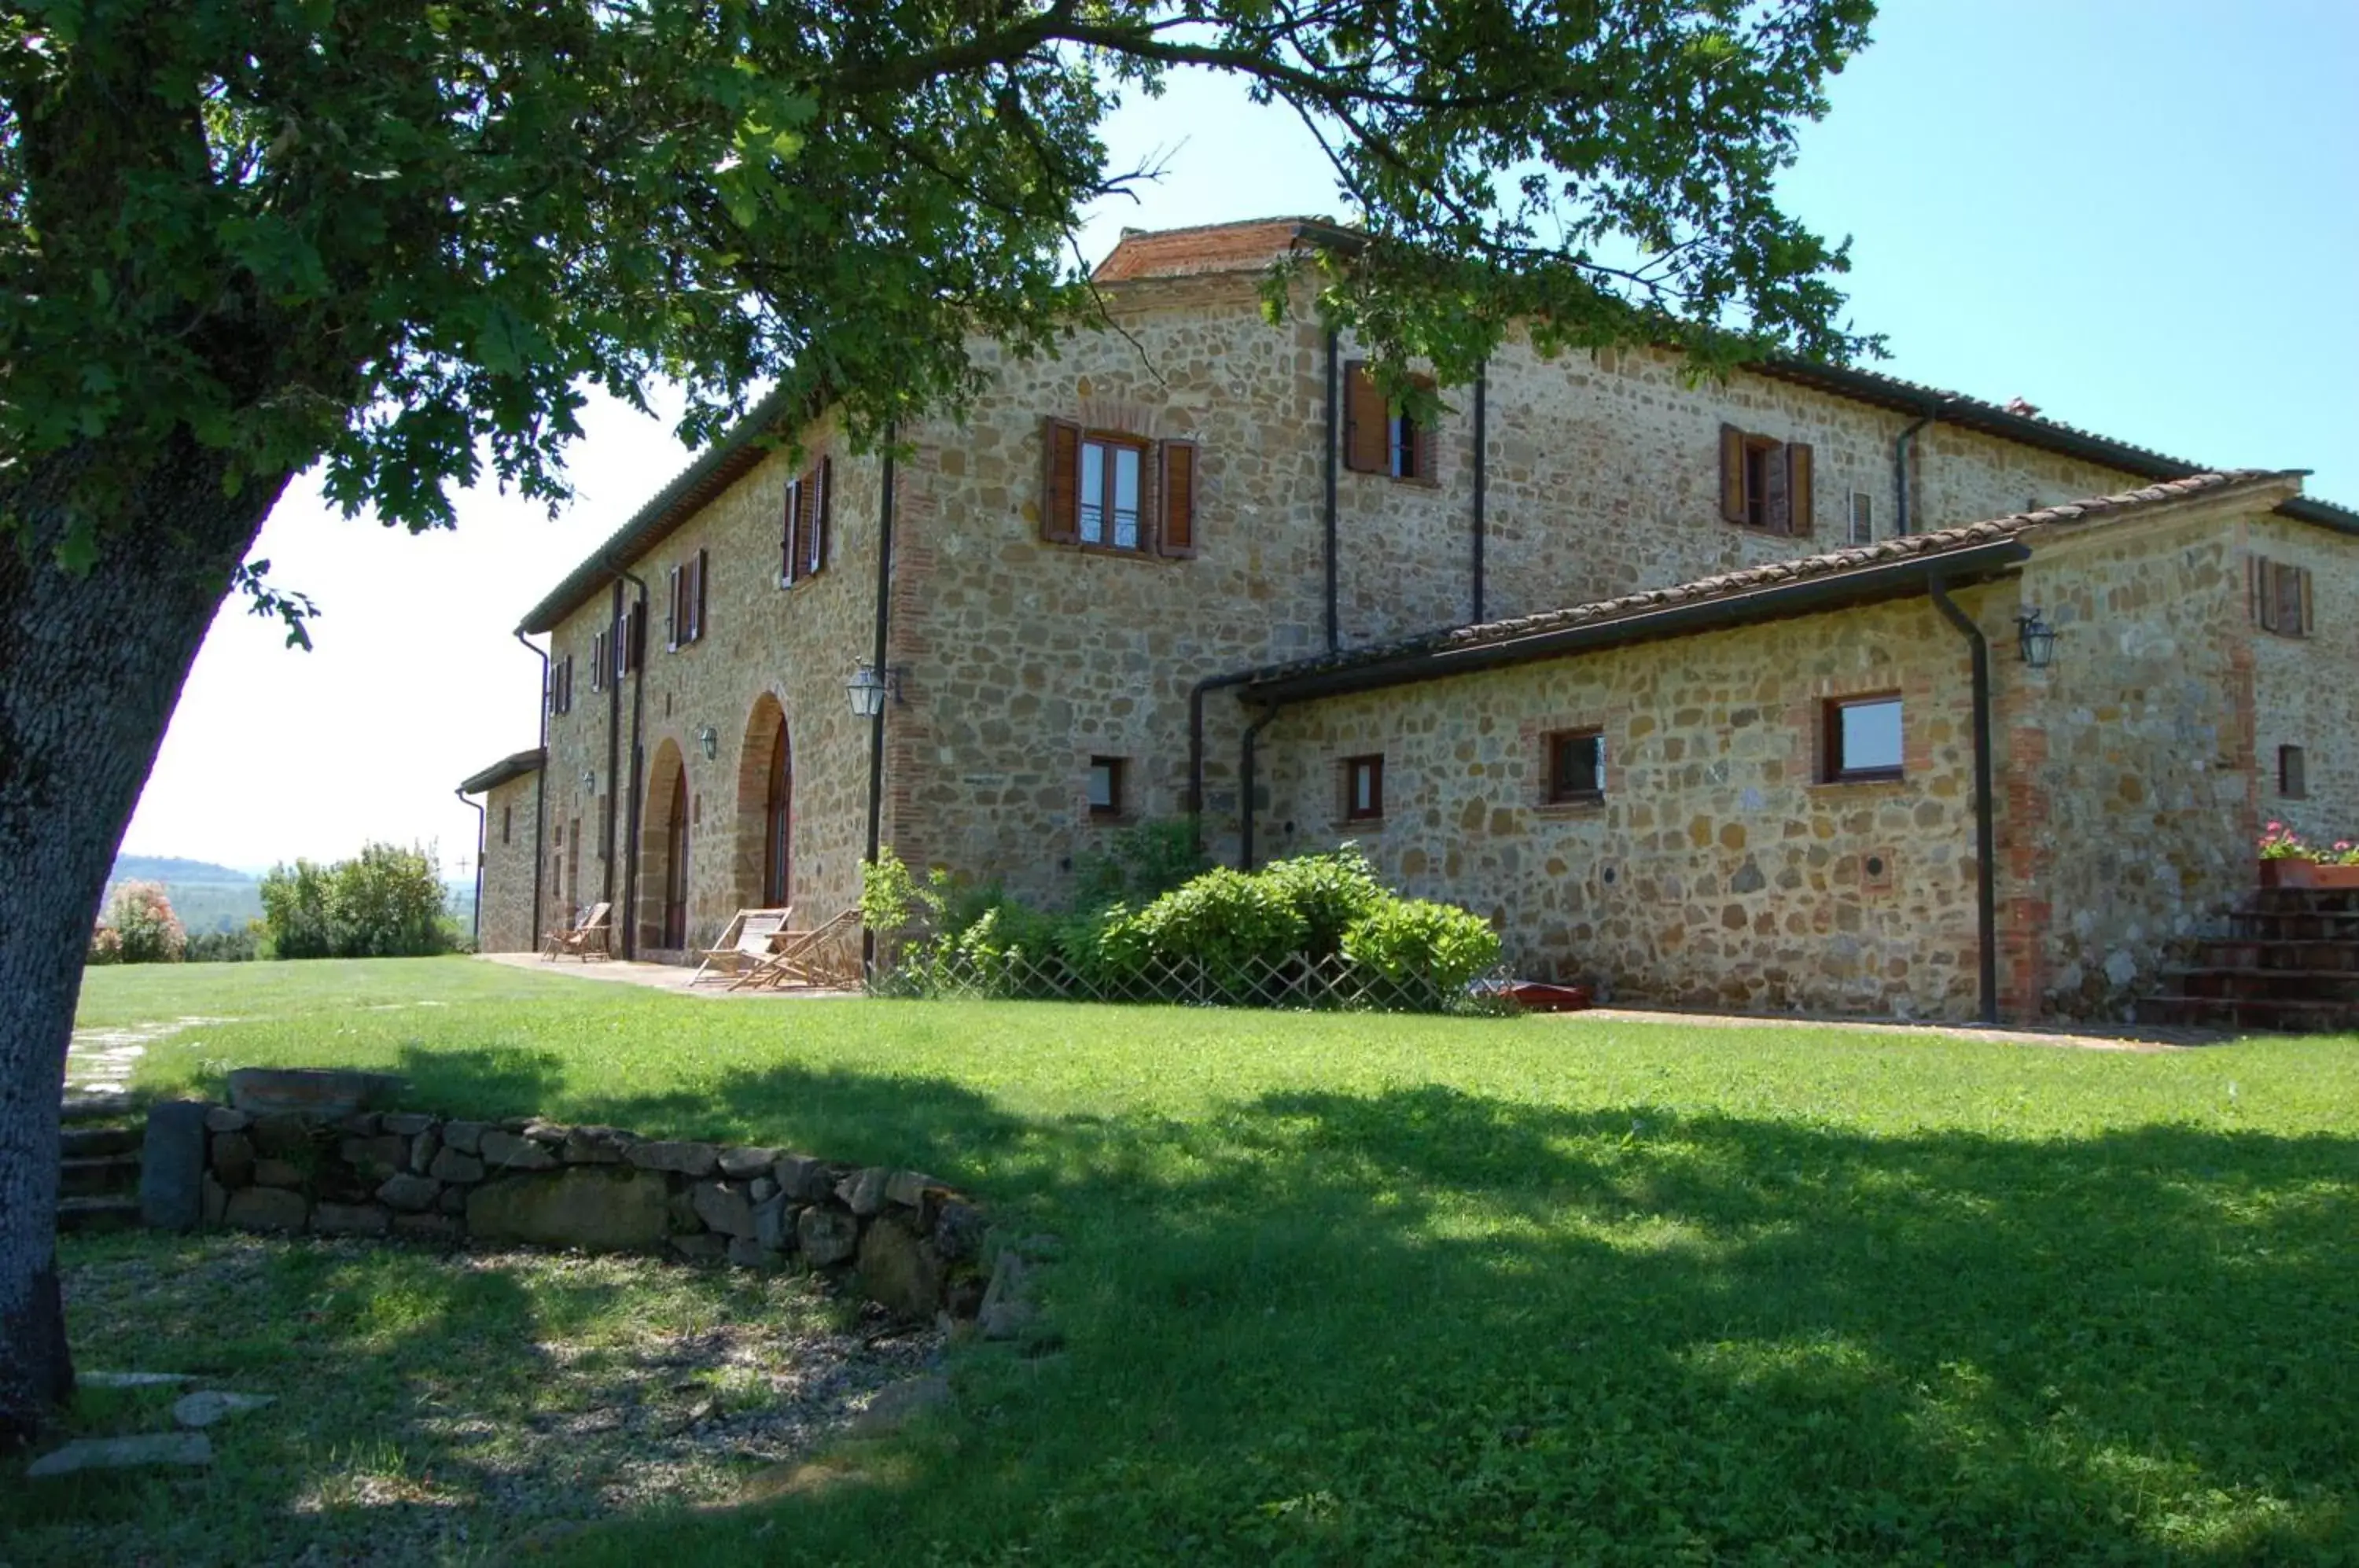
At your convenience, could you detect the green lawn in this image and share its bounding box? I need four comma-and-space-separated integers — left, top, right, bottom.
56, 959, 2359, 1564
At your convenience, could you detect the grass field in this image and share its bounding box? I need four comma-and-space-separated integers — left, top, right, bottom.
40, 958, 2359, 1565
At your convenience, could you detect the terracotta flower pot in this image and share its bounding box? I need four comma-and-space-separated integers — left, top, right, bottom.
2259, 858, 2317, 889
2310, 863, 2359, 890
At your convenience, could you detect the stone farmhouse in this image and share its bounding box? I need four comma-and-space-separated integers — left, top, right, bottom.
462, 216, 2358, 1025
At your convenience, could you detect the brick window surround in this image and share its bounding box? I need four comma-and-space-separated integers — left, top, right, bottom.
1343, 754, 1386, 822
1823, 694, 1904, 784
1544, 729, 1606, 804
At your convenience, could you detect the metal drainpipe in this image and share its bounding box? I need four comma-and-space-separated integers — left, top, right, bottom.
1238, 704, 1285, 871
602, 579, 624, 907
1927, 575, 2000, 1024
1323, 328, 1340, 652
1893, 397, 1956, 536
453, 787, 486, 950
1472, 360, 1489, 622
610, 562, 650, 960
513, 630, 549, 951
863, 436, 897, 972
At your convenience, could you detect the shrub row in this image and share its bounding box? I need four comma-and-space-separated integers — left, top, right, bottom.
261, 843, 454, 960
863, 828, 1502, 1012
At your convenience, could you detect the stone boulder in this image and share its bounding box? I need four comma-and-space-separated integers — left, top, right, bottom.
223, 1186, 308, 1232
478, 1129, 558, 1171
856, 1215, 942, 1320
226, 1067, 403, 1119
628, 1139, 719, 1178
797, 1206, 859, 1267
466, 1168, 671, 1250
139, 1101, 208, 1231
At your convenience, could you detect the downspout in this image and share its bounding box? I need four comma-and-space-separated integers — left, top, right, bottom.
513, 630, 549, 951
454, 787, 485, 950
609, 563, 650, 960
602, 579, 624, 907
1323, 327, 1340, 652
1927, 575, 2000, 1025
1238, 703, 1286, 872
863, 436, 897, 972
1893, 397, 1956, 536
1471, 359, 1489, 622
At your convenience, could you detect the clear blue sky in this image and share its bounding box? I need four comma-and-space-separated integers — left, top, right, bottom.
125, 2, 2359, 873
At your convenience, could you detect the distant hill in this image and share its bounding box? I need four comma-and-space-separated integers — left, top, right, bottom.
112, 854, 255, 885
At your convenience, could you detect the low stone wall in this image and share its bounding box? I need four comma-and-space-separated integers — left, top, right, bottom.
139, 1100, 992, 1321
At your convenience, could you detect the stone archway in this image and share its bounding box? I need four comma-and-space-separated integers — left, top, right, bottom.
639, 738, 690, 952
734, 694, 793, 911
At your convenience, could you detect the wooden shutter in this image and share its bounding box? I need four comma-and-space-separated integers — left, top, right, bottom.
693, 548, 708, 641
1157, 440, 1198, 558
810, 457, 832, 576
627, 603, 645, 672
1041, 418, 1081, 543
788, 473, 807, 584
2250, 555, 2272, 630
2301, 565, 2314, 635
1784, 444, 1814, 536
664, 565, 679, 651
1344, 362, 1386, 473
561, 656, 572, 713
1719, 425, 1749, 523
1762, 442, 1792, 535
2275, 562, 2308, 637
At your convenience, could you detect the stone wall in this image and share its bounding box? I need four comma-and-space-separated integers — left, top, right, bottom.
1256, 593, 1987, 1020
2246, 511, 2359, 846
538, 407, 885, 957
477, 772, 541, 953
151, 1100, 992, 1321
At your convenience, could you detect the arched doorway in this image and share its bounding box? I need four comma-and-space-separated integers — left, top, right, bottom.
663, 772, 690, 948
734, 694, 793, 911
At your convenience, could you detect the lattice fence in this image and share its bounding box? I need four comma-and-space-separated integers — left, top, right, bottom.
867, 944, 1517, 1015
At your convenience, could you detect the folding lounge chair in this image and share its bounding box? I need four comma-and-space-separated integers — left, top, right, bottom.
728, 909, 863, 991
540, 901, 613, 962
690, 907, 793, 985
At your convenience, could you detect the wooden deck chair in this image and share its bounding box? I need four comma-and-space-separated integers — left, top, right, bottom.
690, 907, 793, 985
540, 901, 613, 962
728, 909, 863, 992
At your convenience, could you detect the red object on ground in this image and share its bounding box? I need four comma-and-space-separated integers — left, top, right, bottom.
1500, 981, 1593, 1013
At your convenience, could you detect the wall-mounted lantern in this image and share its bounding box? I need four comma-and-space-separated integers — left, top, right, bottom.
2016, 609, 2057, 669
847, 662, 906, 719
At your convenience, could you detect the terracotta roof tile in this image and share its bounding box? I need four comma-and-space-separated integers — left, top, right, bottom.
1247, 470, 2298, 691
1090, 217, 1348, 283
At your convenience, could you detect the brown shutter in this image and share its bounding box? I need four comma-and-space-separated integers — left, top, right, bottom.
628, 602, 645, 671
694, 548, 708, 640
664, 565, 679, 651
1344, 362, 1386, 473
1157, 440, 1198, 558
788, 473, 807, 584
2301, 565, 2314, 635
2250, 554, 2271, 629
2276, 562, 2308, 637
811, 457, 832, 576
1719, 425, 1749, 523
1041, 418, 1081, 543
1763, 443, 1792, 535
1785, 443, 1814, 536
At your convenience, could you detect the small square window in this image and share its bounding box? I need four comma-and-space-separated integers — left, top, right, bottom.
2279, 745, 2308, 799
1087, 756, 1125, 819
1344, 755, 1385, 821
1545, 730, 1605, 804
1824, 695, 1904, 783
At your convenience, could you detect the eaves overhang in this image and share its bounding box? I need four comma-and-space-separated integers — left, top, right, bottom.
1242, 539, 2033, 707
458, 748, 547, 797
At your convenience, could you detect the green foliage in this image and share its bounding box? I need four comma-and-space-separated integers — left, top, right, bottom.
260, 844, 451, 960
1070, 817, 1209, 909
1343, 897, 1505, 1010
1117, 867, 1312, 996
95, 880, 186, 964
183, 922, 263, 963
1256, 844, 1386, 959
83, 925, 120, 966
2, 0, 1875, 570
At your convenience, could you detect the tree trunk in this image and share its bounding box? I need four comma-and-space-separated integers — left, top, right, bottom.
0, 434, 287, 1447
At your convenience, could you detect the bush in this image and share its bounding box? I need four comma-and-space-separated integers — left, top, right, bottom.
1343, 897, 1503, 1010
1072, 818, 1209, 909
1258, 845, 1386, 960
98, 881, 186, 963
1120, 867, 1312, 999
261, 842, 451, 959
86, 924, 123, 966
185, 922, 263, 963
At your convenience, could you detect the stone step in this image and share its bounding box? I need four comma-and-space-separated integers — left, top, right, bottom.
2134, 994, 2359, 1033
60, 1155, 142, 1198
55, 1196, 142, 1234
61, 1092, 136, 1124
61, 1125, 142, 1159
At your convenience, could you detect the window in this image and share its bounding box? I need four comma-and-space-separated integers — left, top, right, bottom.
547, 654, 574, 716
1343, 362, 1437, 483
780, 458, 832, 586
1823, 695, 1904, 783
1847, 491, 1874, 546
1545, 730, 1605, 804
2251, 556, 2313, 639
1040, 421, 1195, 556
667, 550, 708, 650
589, 631, 606, 694
1087, 756, 1125, 820
2280, 745, 2308, 799
1344, 754, 1385, 821
614, 602, 645, 677
1718, 424, 1815, 535
500, 805, 511, 845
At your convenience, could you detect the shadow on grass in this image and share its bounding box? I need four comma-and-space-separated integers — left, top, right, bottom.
568, 1073, 2355, 1566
